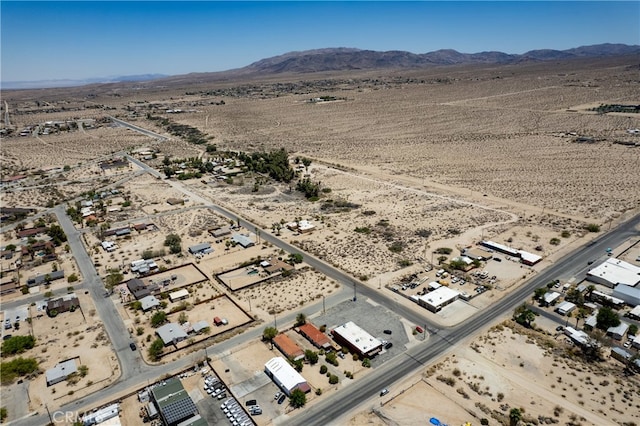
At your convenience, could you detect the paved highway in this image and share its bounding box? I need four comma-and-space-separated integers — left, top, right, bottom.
288, 214, 640, 426
109, 117, 168, 141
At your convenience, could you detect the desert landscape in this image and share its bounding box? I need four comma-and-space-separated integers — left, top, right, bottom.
1, 52, 639, 426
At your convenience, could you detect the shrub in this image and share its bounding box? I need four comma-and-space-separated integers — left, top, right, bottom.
67, 274, 78, 283
319, 365, 328, 374
561, 230, 571, 238
435, 247, 453, 255
585, 223, 600, 232
550, 237, 561, 246
328, 374, 339, 385
1, 335, 36, 355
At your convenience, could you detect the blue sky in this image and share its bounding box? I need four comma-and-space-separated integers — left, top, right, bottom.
1, 1, 639, 82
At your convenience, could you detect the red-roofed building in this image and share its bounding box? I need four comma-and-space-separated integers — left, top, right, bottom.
273, 333, 304, 361
298, 323, 332, 350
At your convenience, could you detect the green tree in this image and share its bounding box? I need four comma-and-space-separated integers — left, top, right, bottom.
1, 335, 36, 355
596, 306, 620, 330
305, 350, 319, 365
47, 224, 67, 246
629, 324, 638, 336
105, 270, 123, 290
0, 407, 7, 422
565, 288, 585, 306
513, 304, 535, 328
290, 388, 307, 408
509, 408, 523, 426
263, 326, 278, 348
301, 157, 312, 171
328, 374, 339, 384
0, 357, 39, 384
295, 313, 307, 327
178, 312, 188, 325
319, 365, 328, 374
288, 253, 303, 264
533, 287, 547, 302
150, 311, 167, 328
362, 358, 371, 368
148, 338, 164, 361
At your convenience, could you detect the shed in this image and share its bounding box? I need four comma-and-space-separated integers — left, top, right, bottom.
192, 321, 209, 333
169, 289, 189, 302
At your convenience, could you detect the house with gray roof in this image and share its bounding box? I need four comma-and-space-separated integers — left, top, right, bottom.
156, 323, 188, 346
46, 359, 77, 386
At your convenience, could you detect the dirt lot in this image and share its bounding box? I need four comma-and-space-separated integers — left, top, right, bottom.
349, 321, 640, 426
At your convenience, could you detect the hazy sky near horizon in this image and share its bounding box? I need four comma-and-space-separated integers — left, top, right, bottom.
1, 1, 639, 82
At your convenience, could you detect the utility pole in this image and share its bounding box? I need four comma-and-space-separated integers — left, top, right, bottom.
322, 295, 325, 314
45, 404, 53, 425
273, 313, 277, 329
353, 281, 357, 302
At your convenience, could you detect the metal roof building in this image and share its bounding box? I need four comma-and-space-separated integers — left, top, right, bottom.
46, 359, 77, 386
264, 357, 310, 396
188, 243, 211, 254
587, 258, 640, 288
232, 234, 255, 248
156, 323, 188, 346
607, 322, 629, 341
331, 321, 382, 358
556, 301, 576, 316
612, 284, 640, 307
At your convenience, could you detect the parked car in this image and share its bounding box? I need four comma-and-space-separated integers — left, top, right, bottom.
493, 257, 502, 262
383, 329, 392, 335
129, 342, 137, 351
385, 342, 393, 350
380, 388, 389, 397
274, 392, 282, 400
415, 326, 424, 333
277, 394, 286, 405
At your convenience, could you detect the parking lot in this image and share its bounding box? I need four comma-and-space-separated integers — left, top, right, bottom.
312, 298, 410, 366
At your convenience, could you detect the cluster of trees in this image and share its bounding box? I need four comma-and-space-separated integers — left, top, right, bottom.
164, 234, 182, 254
1, 336, 36, 355
147, 114, 210, 144
513, 304, 536, 328
0, 357, 38, 384
296, 178, 320, 199
238, 149, 296, 183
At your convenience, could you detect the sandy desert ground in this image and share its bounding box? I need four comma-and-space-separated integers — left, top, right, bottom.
348, 321, 640, 426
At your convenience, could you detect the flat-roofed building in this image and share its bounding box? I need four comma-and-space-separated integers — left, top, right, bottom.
264, 357, 310, 396
628, 305, 640, 320
188, 243, 211, 255
556, 301, 576, 316
169, 289, 189, 302
587, 258, 640, 288
607, 322, 629, 341
331, 321, 382, 358
46, 359, 77, 386
543, 291, 561, 306
273, 333, 305, 361
232, 234, 254, 248
612, 284, 640, 307
418, 286, 460, 312
479, 240, 520, 257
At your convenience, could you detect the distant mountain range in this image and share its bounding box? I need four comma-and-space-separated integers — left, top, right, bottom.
1, 74, 169, 90
240, 43, 640, 74
3, 44, 639, 89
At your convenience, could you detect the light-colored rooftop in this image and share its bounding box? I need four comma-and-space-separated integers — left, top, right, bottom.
587, 258, 640, 287
332, 321, 382, 354
418, 286, 460, 308
265, 357, 308, 391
